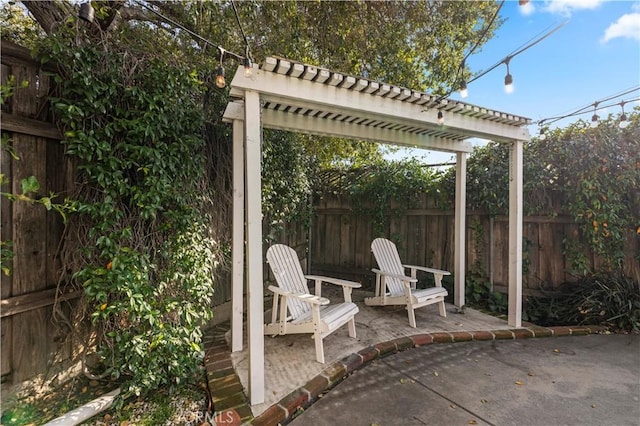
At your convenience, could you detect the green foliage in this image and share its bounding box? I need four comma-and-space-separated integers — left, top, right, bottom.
262, 130, 313, 242
345, 159, 441, 236
38, 23, 216, 399
245, 1, 502, 94
0, 2, 45, 49
525, 272, 640, 332
528, 115, 640, 272
438, 112, 639, 274
464, 272, 508, 315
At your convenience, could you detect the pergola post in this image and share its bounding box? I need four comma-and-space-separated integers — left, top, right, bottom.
508, 140, 523, 327
454, 152, 467, 308
231, 119, 244, 353
244, 91, 265, 404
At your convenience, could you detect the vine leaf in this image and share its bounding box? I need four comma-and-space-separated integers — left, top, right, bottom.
20, 176, 40, 195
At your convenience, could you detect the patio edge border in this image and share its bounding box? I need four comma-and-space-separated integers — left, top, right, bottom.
203, 324, 608, 426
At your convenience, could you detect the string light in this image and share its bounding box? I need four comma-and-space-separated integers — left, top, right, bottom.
590, 101, 600, 128
134, 1, 253, 88
459, 21, 567, 100
215, 48, 226, 88
243, 57, 252, 78
538, 125, 546, 140
78, 2, 95, 23
504, 57, 513, 94
536, 86, 639, 126
437, 110, 445, 125
437, 2, 505, 103
619, 101, 629, 129
459, 80, 468, 98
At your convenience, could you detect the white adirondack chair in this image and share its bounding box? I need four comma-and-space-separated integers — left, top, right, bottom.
265, 244, 361, 363
367, 237, 450, 328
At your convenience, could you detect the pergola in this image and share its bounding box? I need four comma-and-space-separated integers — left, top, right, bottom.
222, 57, 531, 405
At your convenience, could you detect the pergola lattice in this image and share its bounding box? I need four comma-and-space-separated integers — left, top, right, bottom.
222, 57, 531, 405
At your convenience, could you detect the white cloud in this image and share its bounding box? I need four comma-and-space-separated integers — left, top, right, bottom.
544, 0, 603, 16
601, 13, 640, 43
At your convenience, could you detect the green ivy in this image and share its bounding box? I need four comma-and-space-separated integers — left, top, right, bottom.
345, 159, 442, 236
39, 25, 216, 399
438, 112, 639, 275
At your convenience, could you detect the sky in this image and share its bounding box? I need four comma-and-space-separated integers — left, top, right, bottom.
395, 0, 640, 164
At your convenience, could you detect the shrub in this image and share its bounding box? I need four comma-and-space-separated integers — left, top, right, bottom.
525, 272, 640, 332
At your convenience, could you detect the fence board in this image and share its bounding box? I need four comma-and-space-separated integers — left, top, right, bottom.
11, 309, 50, 382
523, 221, 540, 290
1, 41, 77, 388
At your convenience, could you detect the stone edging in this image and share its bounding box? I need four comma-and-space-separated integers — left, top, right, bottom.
205, 325, 608, 426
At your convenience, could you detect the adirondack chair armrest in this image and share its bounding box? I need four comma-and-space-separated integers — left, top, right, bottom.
267, 285, 329, 305
403, 264, 451, 276
305, 275, 362, 288
371, 268, 418, 283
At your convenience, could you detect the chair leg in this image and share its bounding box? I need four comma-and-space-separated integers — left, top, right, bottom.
438, 300, 447, 317
314, 330, 325, 363
348, 317, 357, 338
407, 306, 417, 328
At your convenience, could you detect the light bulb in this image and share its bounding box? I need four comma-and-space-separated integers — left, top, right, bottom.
243, 57, 252, 78
79, 2, 95, 23
215, 66, 226, 88
539, 128, 546, 140
437, 110, 444, 125
460, 81, 468, 99
619, 114, 629, 129
590, 114, 599, 128
504, 74, 514, 94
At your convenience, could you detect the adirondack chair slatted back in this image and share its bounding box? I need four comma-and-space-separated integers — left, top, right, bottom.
266, 244, 311, 320
371, 238, 406, 296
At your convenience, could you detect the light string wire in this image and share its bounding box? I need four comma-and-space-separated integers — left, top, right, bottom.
466, 20, 568, 87
537, 86, 640, 126
443, 0, 505, 101
230, 0, 252, 60
134, 0, 246, 61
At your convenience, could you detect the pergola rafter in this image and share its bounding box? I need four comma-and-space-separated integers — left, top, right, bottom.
222, 57, 530, 405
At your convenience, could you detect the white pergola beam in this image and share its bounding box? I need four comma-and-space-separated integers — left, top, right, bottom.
229, 67, 529, 142
224, 101, 473, 154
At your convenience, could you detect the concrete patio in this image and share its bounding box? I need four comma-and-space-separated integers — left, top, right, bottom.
225, 287, 515, 417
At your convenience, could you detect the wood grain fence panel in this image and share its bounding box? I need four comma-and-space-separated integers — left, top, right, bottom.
1, 318, 11, 379
538, 222, 563, 286
523, 221, 541, 291
1, 134, 13, 299
12, 133, 48, 295
45, 138, 66, 290
11, 308, 51, 382
354, 213, 372, 270
339, 213, 353, 267
9, 60, 40, 118
324, 213, 341, 266
491, 220, 508, 287
624, 231, 640, 279
312, 207, 327, 266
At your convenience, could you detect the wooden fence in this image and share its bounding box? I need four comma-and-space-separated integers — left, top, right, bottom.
307, 194, 640, 296
1, 40, 82, 390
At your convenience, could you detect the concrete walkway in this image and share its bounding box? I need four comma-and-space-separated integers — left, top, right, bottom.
290, 333, 640, 426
